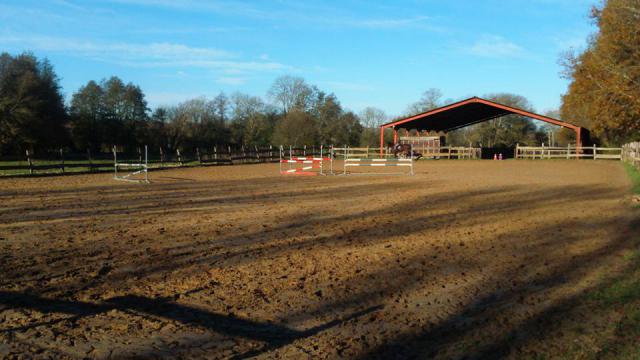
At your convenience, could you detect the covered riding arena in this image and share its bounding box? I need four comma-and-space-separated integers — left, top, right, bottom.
379, 97, 590, 158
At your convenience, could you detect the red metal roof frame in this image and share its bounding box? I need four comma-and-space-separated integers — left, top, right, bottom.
379, 96, 585, 154
381, 97, 580, 131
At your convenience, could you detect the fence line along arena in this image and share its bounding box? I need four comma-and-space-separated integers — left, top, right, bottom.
5, 97, 637, 180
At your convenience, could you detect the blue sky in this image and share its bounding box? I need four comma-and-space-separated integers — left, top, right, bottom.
0, 0, 595, 116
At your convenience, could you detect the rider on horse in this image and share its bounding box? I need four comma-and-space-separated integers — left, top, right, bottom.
392, 143, 422, 160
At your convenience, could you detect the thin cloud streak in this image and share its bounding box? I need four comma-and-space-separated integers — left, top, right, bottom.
216, 76, 247, 85
0, 35, 292, 74
104, 0, 441, 30
0, 35, 232, 59
466, 35, 526, 58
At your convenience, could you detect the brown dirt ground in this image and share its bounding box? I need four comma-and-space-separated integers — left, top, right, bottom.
0, 160, 637, 359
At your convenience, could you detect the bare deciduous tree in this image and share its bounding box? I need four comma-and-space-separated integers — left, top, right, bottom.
267, 75, 313, 114
405, 88, 443, 116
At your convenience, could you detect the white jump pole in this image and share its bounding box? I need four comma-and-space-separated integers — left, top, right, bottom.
279, 145, 283, 174
144, 145, 149, 183
320, 145, 323, 175
411, 144, 414, 175
330, 145, 334, 175
113, 145, 117, 179
343, 145, 348, 175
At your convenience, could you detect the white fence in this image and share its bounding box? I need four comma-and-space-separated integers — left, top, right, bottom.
331, 147, 395, 159
331, 146, 481, 160
622, 142, 640, 168
424, 146, 482, 159
515, 144, 622, 160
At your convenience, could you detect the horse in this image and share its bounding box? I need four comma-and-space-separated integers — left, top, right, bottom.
392, 143, 422, 160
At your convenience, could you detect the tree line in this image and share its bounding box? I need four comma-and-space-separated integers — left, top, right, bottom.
560, 0, 640, 145
2, 50, 592, 156
0, 54, 371, 155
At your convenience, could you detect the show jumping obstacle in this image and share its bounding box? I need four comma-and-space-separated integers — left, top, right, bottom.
279, 145, 331, 176
113, 145, 149, 183
341, 145, 415, 176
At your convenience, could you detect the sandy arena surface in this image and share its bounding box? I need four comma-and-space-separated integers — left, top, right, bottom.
0, 160, 637, 359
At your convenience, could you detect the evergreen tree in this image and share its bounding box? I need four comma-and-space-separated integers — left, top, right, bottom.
0, 52, 68, 154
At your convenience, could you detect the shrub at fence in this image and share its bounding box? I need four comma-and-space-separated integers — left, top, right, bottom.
622, 142, 640, 169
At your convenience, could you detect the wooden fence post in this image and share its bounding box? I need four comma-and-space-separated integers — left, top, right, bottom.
86, 148, 93, 172
196, 148, 202, 164
60, 148, 65, 173
26, 150, 33, 175
112, 145, 117, 177
593, 144, 597, 160
214, 145, 218, 162
177, 149, 182, 165
159, 147, 164, 169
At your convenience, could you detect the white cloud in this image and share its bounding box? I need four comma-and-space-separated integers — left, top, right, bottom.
0, 35, 291, 74
105, 0, 268, 18
0, 35, 231, 59
216, 76, 247, 85
129, 25, 245, 35
320, 81, 374, 92
104, 0, 440, 31
467, 35, 525, 58
128, 60, 289, 72
145, 91, 206, 107
329, 15, 439, 30
0, 3, 67, 20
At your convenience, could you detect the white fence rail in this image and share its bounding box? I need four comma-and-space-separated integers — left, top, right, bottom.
331, 147, 395, 159
515, 144, 622, 160
429, 146, 482, 159
331, 146, 481, 160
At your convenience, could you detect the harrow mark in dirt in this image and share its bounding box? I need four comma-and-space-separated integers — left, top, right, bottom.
0, 160, 635, 359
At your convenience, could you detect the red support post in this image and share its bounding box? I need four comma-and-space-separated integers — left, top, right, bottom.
380, 126, 385, 156
393, 128, 398, 145
575, 128, 582, 159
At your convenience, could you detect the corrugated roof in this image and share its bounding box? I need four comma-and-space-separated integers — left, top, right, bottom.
382, 97, 582, 132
